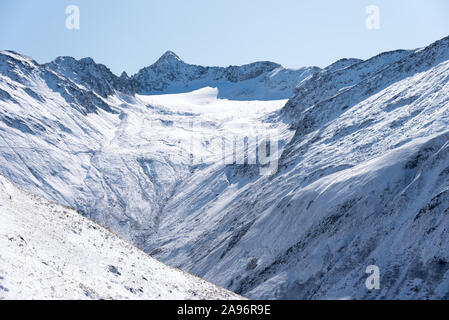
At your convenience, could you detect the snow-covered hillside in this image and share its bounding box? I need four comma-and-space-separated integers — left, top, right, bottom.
1, 35, 449, 300
141, 36, 449, 299
0, 175, 241, 300
133, 51, 318, 100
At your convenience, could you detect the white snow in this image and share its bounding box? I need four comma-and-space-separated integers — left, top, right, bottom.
0, 175, 242, 300
133, 52, 317, 100
1, 36, 449, 300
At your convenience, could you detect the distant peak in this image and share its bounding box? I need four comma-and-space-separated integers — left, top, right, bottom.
51, 56, 96, 66
0, 50, 34, 62
156, 51, 183, 64
79, 57, 96, 65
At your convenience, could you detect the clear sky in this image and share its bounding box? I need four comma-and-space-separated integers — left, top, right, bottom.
1, 0, 449, 75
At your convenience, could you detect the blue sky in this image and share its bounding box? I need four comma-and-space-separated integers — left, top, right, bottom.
1, 0, 449, 75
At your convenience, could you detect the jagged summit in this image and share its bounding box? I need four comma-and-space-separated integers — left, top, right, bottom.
46, 55, 136, 98
324, 58, 363, 72
17, 50, 315, 100
155, 50, 183, 64
120, 71, 130, 79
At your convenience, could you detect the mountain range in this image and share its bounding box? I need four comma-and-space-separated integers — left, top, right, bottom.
0, 174, 241, 299
1, 35, 449, 299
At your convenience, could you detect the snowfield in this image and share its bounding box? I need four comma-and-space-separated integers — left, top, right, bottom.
0, 175, 242, 300
1, 35, 449, 299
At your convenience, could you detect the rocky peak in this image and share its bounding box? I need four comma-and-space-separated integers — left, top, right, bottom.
155, 51, 183, 64
46, 56, 135, 97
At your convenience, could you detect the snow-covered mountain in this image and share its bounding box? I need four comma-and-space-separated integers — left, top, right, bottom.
46, 56, 135, 98
155, 36, 449, 299
133, 51, 318, 100
1, 35, 449, 299
0, 49, 296, 250
0, 175, 242, 299
41, 50, 318, 101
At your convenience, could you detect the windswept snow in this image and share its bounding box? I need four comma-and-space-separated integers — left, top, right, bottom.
0, 175, 242, 300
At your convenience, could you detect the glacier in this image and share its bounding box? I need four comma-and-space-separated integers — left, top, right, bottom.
1, 35, 449, 299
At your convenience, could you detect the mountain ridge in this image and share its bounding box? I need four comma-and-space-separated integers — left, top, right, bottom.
42, 50, 319, 100
0, 174, 242, 300
1, 49, 317, 101
1, 35, 449, 299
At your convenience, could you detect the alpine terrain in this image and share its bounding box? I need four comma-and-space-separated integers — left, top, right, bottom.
0, 175, 242, 299
1, 35, 449, 299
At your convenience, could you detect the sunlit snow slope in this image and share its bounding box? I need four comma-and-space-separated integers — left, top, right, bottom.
1, 36, 449, 300
0, 175, 241, 300
142, 36, 449, 300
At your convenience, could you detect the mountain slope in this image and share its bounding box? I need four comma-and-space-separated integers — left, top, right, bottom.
0, 50, 290, 249
133, 51, 318, 100
0, 175, 241, 300
1, 36, 449, 299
